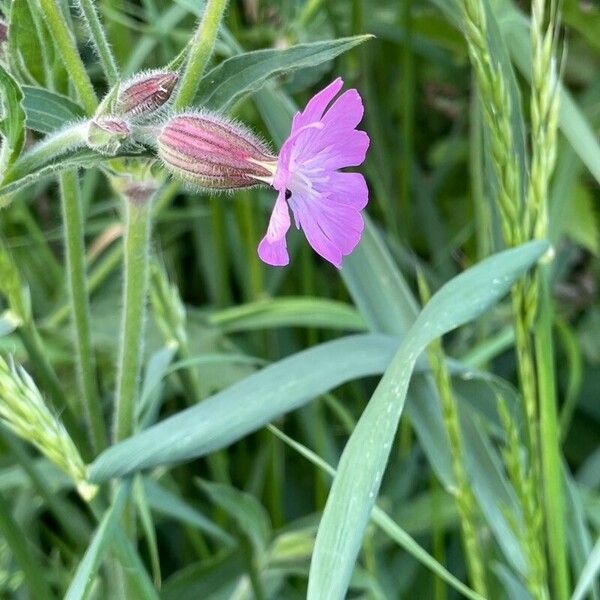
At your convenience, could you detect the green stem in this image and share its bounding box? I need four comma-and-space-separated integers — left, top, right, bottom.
535, 265, 570, 600
0, 491, 55, 600
4, 124, 87, 185
40, 0, 98, 113
75, 0, 120, 86
400, 0, 414, 236
59, 170, 108, 452
174, 0, 229, 109
114, 198, 153, 441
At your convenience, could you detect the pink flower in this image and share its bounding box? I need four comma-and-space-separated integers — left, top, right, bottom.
258, 77, 370, 268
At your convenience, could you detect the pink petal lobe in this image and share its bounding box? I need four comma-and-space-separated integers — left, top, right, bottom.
322, 89, 364, 131
293, 78, 344, 130
258, 190, 291, 266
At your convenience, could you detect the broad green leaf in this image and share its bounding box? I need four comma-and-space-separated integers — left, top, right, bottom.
65, 482, 131, 600
571, 538, 600, 600
268, 425, 484, 600
208, 297, 367, 333
195, 35, 372, 111
22, 86, 85, 134
0, 64, 25, 175
88, 334, 398, 482
198, 479, 271, 558
307, 240, 548, 599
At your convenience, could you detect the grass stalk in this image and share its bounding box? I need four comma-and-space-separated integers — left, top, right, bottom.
113, 196, 153, 441
39, 0, 98, 113
420, 274, 488, 597
59, 170, 108, 452
74, 0, 120, 87
174, 0, 229, 109
400, 0, 414, 236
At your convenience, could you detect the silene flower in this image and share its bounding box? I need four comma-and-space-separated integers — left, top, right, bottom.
157, 77, 369, 268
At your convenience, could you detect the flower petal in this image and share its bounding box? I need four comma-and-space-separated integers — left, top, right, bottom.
290, 191, 365, 268
292, 78, 344, 131
314, 172, 369, 210
258, 190, 291, 266
322, 89, 364, 131
305, 129, 370, 170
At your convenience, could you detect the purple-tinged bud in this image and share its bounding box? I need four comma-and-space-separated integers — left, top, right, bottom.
86, 117, 130, 156
157, 113, 276, 190
114, 71, 178, 118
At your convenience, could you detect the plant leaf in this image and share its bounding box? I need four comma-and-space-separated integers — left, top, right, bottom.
22, 86, 85, 134
195, 35, 372, 111
0, 64, 25, 175
88, 334, 398, 482
307, 240, 548, 599
65, 482, 131, 600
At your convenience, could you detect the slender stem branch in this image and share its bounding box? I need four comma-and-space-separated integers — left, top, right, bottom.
174, 0, 229, 109
75, 0, 120, 87
59, 170, 108, 452
4, 125, 87, 185
40, 0, 98, 113
113, 198, 153, 441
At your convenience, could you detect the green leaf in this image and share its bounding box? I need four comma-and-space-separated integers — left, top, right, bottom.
195, 35, 372, 111
307, 240, 548, 599
65, 482, 131, 600
571, 538, 600, 600
198, 479, 271, 557
0, 64, 25, 175
208, 297, 367, 333
269, 425, 484, 600
143, 478, 235, 545
8, 0, 46, 85
22, 86, 85, 134
88, 334, 398, 482
563, 185, 599, 255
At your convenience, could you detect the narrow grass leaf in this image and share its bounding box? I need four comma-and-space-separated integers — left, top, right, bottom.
195, 36, 372, 111
65, 481, 131, 600
208, 297, 367, 333
307, 241, 548, 599
571, 538, 600, 600
144, 478, 235, 545
88, 334, 398, 482
268, 425, 484, 600
198, 479, 271, 556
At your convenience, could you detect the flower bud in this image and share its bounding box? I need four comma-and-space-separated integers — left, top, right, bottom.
86, 117, 130, 155
157, 113, 276, 190
114, 71, 178, 118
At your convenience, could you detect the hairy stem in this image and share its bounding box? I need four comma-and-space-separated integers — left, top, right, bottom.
74, 0, 120, 87
40, 0, 98, 113
174, 0, 229, 108
113, 198, 153, 441
59, 170, 108, 452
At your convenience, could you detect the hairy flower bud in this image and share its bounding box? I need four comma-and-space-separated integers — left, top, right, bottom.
86, 117, 130, 155
157, 113, 276, 190
115, 71, 178, 118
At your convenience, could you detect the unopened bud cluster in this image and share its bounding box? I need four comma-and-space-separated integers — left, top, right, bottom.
86, 70, 178, 156
157, 113, 276, 190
